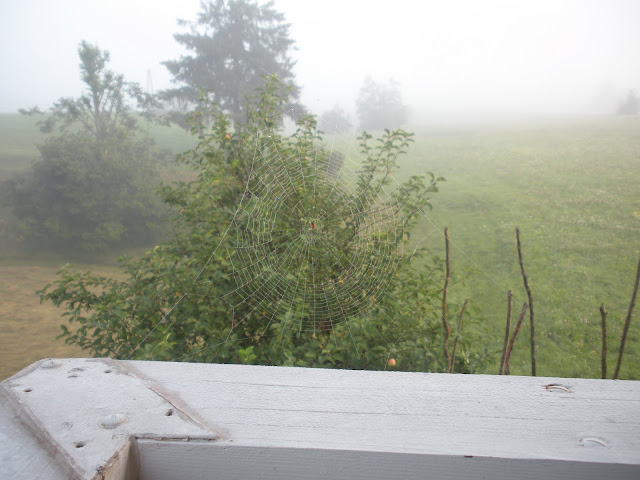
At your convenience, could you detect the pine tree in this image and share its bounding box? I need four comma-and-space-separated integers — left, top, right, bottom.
162, 0, 303, 124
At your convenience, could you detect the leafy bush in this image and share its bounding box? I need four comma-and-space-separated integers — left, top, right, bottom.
40, 78, 487, 372
3, 132, 164, 252
2, 41, 166, 252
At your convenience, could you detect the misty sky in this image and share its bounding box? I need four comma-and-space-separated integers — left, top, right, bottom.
1, 0, 639, 120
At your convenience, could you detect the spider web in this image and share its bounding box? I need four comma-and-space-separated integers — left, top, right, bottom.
220, 136, 401, 332
124, 100, 508, 367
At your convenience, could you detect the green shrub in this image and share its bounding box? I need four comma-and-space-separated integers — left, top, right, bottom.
40, 78, 487, 372
2, 41, 166, 252
3, 132, 164, 252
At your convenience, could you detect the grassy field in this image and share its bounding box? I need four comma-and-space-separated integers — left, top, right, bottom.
0, 113, 196, 173
393, 117, 640, 379
1, 113, 638, 380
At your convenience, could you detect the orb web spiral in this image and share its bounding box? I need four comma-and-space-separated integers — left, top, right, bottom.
224, 135, 405, 331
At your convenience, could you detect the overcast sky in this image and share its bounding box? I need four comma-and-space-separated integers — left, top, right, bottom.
1, 0, 639, 120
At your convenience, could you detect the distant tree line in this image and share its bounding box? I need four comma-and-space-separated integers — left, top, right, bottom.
2, 0, 305, 253
1, 0, 415, 254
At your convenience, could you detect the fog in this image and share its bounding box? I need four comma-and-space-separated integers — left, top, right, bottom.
1, 0, 639, 122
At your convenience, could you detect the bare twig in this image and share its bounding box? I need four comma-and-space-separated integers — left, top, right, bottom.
499, 291, 513, 375
600, 303, 607, 379
449, 299, 468, 373
614, 254, 640, 379
504, 302, 527, 375
442, 227, 452, 371
516, 227, 536, 376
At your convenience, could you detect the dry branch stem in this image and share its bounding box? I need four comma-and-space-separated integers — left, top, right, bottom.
600, 303, 607, 379
516, 227, 536, 376
614, 254, 640, 379
499, 291, 513, 375
450, 299, 468, 373
504, 302, 528, 375
442, 227, 452, 372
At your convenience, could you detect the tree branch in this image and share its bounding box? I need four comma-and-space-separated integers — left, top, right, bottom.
516, 227, 536, 376
613, 254, 640, 379
449, 299, 468, 373
442, 227, 451, 371
504, 302, 527, 375
499, 291, 513, 375
600, 303, 607, 379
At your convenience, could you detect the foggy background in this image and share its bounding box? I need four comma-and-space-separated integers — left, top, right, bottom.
1, 0, 639, 121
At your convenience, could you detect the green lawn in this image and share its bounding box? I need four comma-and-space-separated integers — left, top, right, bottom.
372, 116, 640, 379
0, 113, 195, 175
1, 114, 638, 380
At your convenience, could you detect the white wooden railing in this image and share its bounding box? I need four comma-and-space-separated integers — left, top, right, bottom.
1, 358, 639, 479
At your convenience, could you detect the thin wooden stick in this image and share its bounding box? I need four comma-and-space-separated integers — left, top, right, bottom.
516, 227, 536, 376
600, 303, 607, 379
499, 291, 513, 375
504, 302, 527, 375
449, 299, 468, 373
614, 254, 640, 379
442, 227, 452, 372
